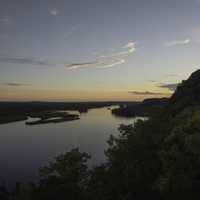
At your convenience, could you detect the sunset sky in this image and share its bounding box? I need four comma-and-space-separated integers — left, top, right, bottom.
0, 0, 200, 101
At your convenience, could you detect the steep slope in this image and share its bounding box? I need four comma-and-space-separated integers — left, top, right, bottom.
167, 69, 200, 115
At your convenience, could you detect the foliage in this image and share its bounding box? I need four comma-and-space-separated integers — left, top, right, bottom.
32, 148, 91, 200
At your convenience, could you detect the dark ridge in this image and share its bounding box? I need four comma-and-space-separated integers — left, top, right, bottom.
112, 98, 169, 118
166, 69, 200, 115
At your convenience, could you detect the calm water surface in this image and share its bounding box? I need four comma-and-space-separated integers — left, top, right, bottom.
0, 107, 141, 185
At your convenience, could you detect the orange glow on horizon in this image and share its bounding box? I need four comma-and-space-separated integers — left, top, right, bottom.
0, 88, 172, 102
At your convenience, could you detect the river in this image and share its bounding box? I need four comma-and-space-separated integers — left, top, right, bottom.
0, 107, 143, 186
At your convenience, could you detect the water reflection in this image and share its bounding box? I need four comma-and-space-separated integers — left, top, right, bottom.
0, 107, 141, 186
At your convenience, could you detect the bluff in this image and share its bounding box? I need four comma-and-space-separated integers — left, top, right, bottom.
167, 69, 200, 115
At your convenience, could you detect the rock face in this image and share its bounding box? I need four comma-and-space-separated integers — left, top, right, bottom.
167, 69, 200, 115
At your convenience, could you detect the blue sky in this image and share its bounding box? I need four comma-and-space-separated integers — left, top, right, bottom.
0, 0, 200, 101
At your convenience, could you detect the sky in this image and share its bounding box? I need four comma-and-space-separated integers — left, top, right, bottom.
0, 0, 200, 101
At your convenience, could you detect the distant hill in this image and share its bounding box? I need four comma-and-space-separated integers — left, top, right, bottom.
112, 97, 169, 117
142, 97, 169, 106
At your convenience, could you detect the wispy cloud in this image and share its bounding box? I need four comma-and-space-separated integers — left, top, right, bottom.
101, 42, 136, 58
147, 80, 158, 83
65, 58, 125, 69
129, 91, 170, 96
49, 9, 60, 16
65, 41, 136, 70
165, 39, 191, 47
164, 74, 179, 78
0, 17, 12, 25
146, 74, 179, 84
0, 56, 49, 66
124, 42, 136, 52
0, 41, 135, 70
158, 83, 178, 91
2, 82, 29, 87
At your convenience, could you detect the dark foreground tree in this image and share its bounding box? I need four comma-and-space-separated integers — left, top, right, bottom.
32, 148, 91, 200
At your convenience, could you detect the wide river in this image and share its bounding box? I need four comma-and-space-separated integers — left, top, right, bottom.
0, 107, 141, 186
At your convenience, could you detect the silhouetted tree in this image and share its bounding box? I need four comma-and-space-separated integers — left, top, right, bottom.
33, 148, 91, 200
